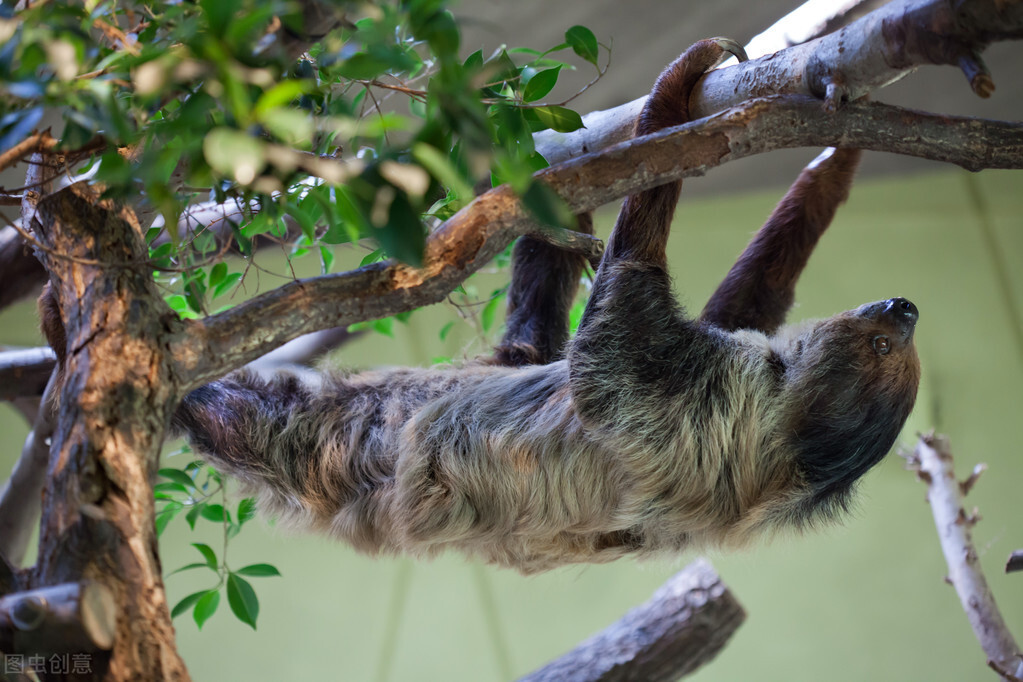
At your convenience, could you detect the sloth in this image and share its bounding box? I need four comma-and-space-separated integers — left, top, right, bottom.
47, 39, 922, 574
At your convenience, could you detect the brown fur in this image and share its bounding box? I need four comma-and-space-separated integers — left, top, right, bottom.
43, 40, 921, 574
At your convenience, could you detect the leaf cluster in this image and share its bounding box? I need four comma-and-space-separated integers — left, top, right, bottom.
2, 1, 606, 316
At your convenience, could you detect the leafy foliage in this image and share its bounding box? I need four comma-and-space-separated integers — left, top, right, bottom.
158, 452, 279, 630
1, 0, 606, 316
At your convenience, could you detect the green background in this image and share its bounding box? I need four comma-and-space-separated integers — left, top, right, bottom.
1, 163, 1021, 681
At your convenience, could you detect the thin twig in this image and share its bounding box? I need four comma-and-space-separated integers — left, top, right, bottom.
910, 433, 1023, 680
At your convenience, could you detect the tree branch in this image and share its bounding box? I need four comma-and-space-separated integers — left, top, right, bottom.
0, 347, 55, 401
907, 433, 1023, 680
183, 97, 1023, 388
520, 558, 745, 682
535, 0, 1023, 165
0, 371, 56, 567
0, 581, 116, 655
739, 0, 890, 61
1008, 551, 1023, 575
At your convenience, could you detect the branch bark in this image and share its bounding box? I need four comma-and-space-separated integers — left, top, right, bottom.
520, 558, 745, 682
908, 433, 1023, 680
182, 97, 1023, 388
534, 0, 1023, 165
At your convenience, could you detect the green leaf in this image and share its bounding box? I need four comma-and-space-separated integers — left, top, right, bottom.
237, 498, 257, 525
374, 190, 425, 266
566, 25, 599, 65
192, 542, 218, 569
200, 0, 240, 36
171, 591, 206, 619
154, 482, 189, 495
169, 562, 215, 577
420, 10, 459, 58
260, 108, 313, 147
234, 563, 282, 578
285, 201, 317, 240
412, 143, 472, 206
320, 245, 334, 274
569, 297, 588, 334
200, 504, 229, 524
227, 573, 259, 629
254, 80, 313, 116
481, 294, 502, 332
532, 106, 585, 133
158, 468, 195, 488
203, 128, 266, 184
213, 273, 243, 299
208, 262, 228, 289
522, 180, 573, 228
373, 317, 394, 337
463, 49, 483, 72
194, 590, 221, 629
522, 66, 561, 102
337, 53, 392, 80
185, 503, 202, 530
155, 505, 182, 536
359, 249, 385, 267
438, 321, 455, 341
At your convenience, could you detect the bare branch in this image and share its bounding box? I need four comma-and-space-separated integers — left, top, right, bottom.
0, 371, 56, 566
0, 347, 55, 401
0, 581, 115, 655
0, 131, 56, 175
535, 0, 1023, 165
246, 327, 357, 371
520, 558, 745, 682
183, 97, 1023, 388
0, 225, 47, 310
912, 433, 1023, 680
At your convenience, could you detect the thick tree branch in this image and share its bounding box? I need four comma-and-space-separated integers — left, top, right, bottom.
521, 558, 745, 682
183, 97, 1023, 388
907, 433, 1023, 680
535, 0, 1023, 165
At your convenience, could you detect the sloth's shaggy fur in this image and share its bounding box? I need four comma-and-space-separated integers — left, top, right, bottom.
170, 40, 921, 573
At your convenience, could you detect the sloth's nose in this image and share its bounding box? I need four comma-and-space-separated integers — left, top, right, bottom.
887, 297, 918, 326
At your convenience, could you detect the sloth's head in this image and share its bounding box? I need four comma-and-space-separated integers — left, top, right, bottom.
778, 297, 921, 511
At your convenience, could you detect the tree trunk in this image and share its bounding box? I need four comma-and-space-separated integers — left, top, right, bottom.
28, 184, 190, 681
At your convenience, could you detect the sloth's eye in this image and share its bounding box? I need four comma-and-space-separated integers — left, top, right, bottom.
873, 335, 890, 355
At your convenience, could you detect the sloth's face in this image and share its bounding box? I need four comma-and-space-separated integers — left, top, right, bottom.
777, 298, 921, 501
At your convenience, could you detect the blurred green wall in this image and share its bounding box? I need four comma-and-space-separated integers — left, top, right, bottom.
1, 164, 1020, 681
